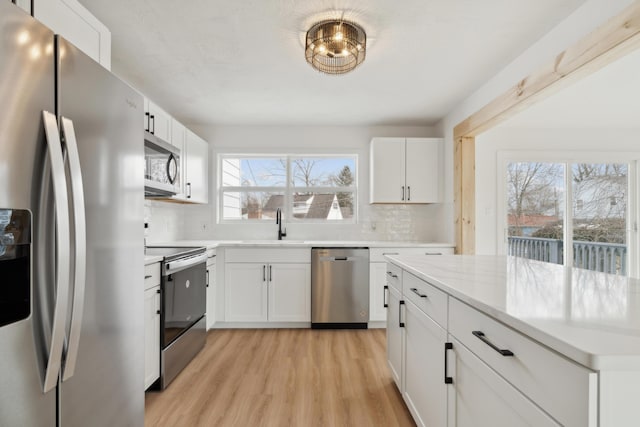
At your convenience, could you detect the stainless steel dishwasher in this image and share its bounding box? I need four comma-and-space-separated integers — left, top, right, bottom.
311, 248, 370, 329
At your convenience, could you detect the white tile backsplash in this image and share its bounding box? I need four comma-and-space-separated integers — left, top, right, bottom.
144, 200, 185, 243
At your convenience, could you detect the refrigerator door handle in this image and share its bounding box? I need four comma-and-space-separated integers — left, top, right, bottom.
41, 111, 72, 393
61, 117, 87, 382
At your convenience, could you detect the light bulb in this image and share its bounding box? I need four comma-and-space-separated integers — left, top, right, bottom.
318, 45, 326, 52
342, 49, 348, 56
334, 31, 343, 41
17, 30, 30, 45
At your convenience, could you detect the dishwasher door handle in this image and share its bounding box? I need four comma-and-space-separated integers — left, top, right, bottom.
333, 257, 348, 261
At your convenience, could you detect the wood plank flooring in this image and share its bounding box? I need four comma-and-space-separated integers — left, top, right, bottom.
145, 329, 416, 427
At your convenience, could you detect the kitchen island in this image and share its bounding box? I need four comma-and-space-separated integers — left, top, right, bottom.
385, 254, 640, 427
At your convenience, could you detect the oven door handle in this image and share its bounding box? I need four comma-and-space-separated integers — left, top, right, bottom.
163, 253, 208, 275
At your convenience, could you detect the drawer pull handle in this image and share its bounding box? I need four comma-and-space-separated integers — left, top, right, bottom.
145, 275, 152, 279
383, 285, 389, 308
399, 300, 405, 328
386, 271, 398, 279
444, 342, 453, 384
410, 288, 428, 298
425, 252, 442, 256
472, 331, 514, 356
382, 252, 399, 256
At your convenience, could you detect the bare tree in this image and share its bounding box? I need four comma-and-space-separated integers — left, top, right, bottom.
507, 162, 563, 236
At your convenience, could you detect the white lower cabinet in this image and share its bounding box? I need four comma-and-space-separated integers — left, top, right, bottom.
448, 337, 559, 427
370, 247, 453, 323
388, 261, 596, 427
206, 253, 216, 329
386, 285, 403, 388
369, 262, 387, 322
403, 299, 447, 427
268, 263, 311, 321
225, 263, 269, 322
225, 250, 310, 323
144, 262, 160, 390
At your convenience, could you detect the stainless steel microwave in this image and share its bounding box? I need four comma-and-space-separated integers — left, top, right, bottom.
144, 131, 180, 197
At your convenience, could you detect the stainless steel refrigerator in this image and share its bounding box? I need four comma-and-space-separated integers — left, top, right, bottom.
0, 3, 144, 426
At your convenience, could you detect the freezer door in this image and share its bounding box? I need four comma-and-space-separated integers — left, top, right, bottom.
0, 3, 57, 427
57, 37, 145, 426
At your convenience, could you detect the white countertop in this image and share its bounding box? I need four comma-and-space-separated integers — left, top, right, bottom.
387, 254, 640, 371
144, 254, 163, 265
149, 240, 455, 249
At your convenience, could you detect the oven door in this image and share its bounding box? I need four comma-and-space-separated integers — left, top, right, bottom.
161, 258, 206, 348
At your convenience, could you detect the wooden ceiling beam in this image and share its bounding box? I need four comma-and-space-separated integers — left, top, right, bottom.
452, 2, 640, 254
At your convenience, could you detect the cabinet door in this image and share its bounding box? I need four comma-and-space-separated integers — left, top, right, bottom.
184, 129, 209, 204
403, 300, 447, 427
206, 261, 216, 329
369, 262, 387, 322
225, 263, 268, 322
144, 286, 160, 390
33, 0, 111, 68
370, 137, 406, 203
448, 337, 560, 427
268, 263, 311, 322
386, 286, 403, 389
405, 138, 441, 203
147, 100, 172, 142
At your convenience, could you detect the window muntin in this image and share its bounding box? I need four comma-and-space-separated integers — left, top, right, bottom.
220, 155, 356, 222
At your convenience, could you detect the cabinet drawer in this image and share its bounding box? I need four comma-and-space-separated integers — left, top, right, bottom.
385, 262, 402, 292
449, 298, 597, 427
403, 272, 447, 328
144, 262, 160, 290
225, 248, 310, 263
370, 247, 453, 262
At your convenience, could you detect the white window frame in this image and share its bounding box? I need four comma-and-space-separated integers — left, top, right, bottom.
218, 154, 358, 224
497, 150, 639, 277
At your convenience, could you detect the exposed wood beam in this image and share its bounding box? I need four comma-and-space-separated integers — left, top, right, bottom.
452, 1, 640, 254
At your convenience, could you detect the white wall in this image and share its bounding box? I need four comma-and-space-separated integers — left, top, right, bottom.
475, 127, 640, 255
435, 0, 636, 249
168, 124, 452, 242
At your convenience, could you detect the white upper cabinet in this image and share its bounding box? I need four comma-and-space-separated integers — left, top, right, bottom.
370, 137, 442, 204
145, 99, 172, 143
32, 0, 111, 69
183, 129, 209, 204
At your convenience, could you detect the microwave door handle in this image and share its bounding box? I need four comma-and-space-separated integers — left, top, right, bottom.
60, 117, 87, 382
167, 153, 177, 184
41, 111, 72, 393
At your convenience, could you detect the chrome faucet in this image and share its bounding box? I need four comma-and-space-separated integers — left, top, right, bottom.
276, 208, 286, 240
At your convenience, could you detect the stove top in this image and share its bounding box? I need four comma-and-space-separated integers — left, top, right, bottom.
145, 246, 206, 261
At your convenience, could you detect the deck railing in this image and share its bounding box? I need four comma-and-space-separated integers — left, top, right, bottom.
508, 236, 627, 275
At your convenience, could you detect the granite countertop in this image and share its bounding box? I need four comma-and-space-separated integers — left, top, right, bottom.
149, 240, 455, 249
386, 254, 640, 371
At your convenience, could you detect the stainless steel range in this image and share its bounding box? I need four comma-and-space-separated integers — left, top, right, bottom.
145, 246, 207, 389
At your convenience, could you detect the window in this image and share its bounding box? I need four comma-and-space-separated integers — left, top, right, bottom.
220, 155, 356, 222
501, 156, 636, 277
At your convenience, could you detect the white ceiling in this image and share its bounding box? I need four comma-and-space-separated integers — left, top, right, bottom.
500, 47, 640, 129
78, 0, 587, 127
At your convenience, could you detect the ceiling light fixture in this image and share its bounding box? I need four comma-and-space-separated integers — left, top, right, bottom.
305, 19, 366, 75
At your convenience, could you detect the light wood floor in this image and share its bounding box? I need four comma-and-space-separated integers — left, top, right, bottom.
145, 329, 416, 427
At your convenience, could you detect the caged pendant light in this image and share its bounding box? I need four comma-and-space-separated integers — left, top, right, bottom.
305, 19, 366, 75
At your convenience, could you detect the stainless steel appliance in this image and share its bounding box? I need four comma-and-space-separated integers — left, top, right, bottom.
145, 246, 207, 389
311, 248, 370, 329
0, 3, 144, 426
144, 131, 180, 197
